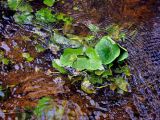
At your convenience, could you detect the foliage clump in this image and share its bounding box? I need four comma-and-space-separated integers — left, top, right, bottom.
6, 0, 130, 94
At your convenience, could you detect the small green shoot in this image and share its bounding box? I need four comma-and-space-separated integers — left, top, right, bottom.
35, 44, 45, 53
22, 52, 34, 62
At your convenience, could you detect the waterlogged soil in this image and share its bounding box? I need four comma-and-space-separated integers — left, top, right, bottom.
0, 0, 160, 119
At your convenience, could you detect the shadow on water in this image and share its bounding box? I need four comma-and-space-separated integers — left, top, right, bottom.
0, 0, 160, 119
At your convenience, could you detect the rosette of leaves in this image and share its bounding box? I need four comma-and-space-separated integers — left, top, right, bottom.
51, 35, 129, 94
95, 36, 128, 64
56, 47, 103, 71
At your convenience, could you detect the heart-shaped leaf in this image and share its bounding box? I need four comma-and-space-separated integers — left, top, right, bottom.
95, 36, 120, 65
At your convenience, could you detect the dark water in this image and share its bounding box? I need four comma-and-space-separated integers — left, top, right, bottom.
0, 0, 160, 119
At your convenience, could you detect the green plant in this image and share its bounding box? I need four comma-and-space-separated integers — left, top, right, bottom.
95, 36, 120, 65
8, 0, 73, 25
36, 8, 56, 23
22, 52, 34, 62
6, 0, 130, 94
35, 44, 46, 53
13, 12, 33, 24
43, 0, 56, 7
0, 51, 10, 65
52, 35, 130, 94
34, 97, 51, 117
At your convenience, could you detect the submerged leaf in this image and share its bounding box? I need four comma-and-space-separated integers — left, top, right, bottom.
95, 36, 120, 65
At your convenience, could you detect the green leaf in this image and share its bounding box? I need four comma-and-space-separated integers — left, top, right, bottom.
84, 35, 95, 41
106, 24, 120, 40
8, 0, 33, 12
13, 12, 33, 24
89, 75, 103, 84
36, 8, 55, 23
34, 97, 51, 117
52, 59, 67, 74
117, 45, 128, 61
119, 32, 126, 41
118, 51, 128, 61
66, 34, 84, 42
95, 70, 104, 76
88, 23, 100, 33
56, 13, 73, 24
22, 52, 34, 62
2, 58, 9, 65
35, 44, 45, 53
43, 0, 56, 7
27, 57, 34, 62
17, 3, 33, 12
8, 0, 22, 10
95, 36, 120, 65
60, 48, 83, 67
53, 33, 81, 48
115, 77, 128, 92
73, 47, 103, 71
102, 70, 112, 78
114, 65, 131, 76
22, 52, 30, 58
81, 78, 96, 94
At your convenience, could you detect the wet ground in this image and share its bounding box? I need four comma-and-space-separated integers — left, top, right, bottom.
0, 0, 160, 119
